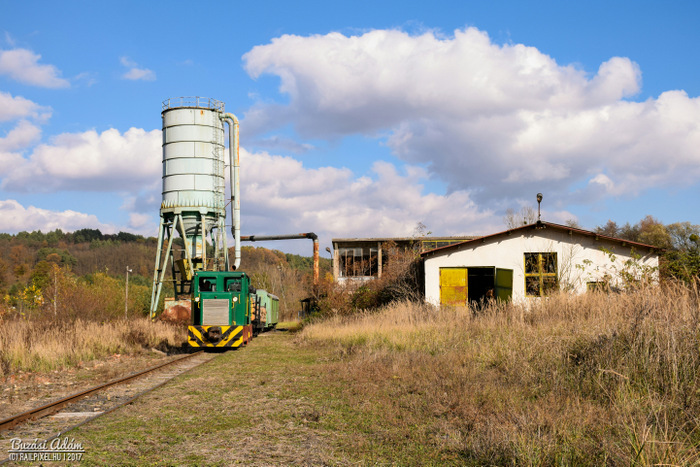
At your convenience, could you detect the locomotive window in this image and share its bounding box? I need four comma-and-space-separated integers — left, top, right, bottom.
199, 277, 216, 292
225, 279, 241, 292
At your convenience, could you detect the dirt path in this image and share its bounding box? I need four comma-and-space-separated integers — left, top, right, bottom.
59, 330, 351, 466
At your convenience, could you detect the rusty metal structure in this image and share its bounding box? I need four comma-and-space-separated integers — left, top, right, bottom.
149, 97, 241, 320
242, 233, 320, 284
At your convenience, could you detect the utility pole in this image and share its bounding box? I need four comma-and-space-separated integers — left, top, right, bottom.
53, 264, 58, 316
125, 266, 132, 319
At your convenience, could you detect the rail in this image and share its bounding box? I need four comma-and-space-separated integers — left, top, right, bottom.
0, 351, 205, 432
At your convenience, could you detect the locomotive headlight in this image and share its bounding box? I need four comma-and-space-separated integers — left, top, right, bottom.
233, 297, 238, 302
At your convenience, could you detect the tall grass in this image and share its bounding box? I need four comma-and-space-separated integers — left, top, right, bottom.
0, 318, 186, 376
301, 282, 700, 465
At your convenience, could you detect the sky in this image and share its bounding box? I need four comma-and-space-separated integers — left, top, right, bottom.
1, 1, 699, 256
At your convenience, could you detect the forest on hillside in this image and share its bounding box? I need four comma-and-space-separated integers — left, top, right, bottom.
0, 228, 330, 320
0, 214, 698, 321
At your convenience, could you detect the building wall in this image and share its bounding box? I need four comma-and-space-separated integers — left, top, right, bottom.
424, 228, 658, 305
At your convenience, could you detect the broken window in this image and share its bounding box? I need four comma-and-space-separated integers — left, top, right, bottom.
338, 247, 379, 278
524, 252, 558, 297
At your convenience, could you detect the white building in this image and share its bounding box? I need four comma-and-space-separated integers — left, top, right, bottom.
421, 221, 660, 306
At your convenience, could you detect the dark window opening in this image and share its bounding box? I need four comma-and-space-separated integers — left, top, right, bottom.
225, 279, 241, 292
524, 252, 558, 297
338, 247, 379, 278
199, 277, 217, 292
587, 281, 609, 292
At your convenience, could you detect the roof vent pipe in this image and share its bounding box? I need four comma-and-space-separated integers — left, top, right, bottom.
222, 113, 241, 270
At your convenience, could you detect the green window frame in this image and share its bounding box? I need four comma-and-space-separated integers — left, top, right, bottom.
524, 252, 558, 297
587, 281, 609, 292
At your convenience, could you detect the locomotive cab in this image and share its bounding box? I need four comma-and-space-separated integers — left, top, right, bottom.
187, 271, 252, 348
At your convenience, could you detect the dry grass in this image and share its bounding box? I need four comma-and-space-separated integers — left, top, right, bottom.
0, 317, 187, 376
300, 282, 700, 465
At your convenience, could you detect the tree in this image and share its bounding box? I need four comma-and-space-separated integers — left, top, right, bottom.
564, 218, 581, 228
666, 222, 700, 251
595, 220, 620, 238
661, 222, 700, 283
504, 206, 537, 229
618, 222, 640, 242
637, 215, 672, 249
30, 260, 54, 290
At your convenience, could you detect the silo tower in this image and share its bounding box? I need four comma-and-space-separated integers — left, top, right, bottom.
149, 97, 241, 319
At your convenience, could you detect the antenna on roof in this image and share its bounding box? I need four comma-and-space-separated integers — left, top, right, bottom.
536, 193, 543, 222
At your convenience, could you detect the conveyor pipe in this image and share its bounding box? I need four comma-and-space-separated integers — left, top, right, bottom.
222, 113, 241, 270
242, 233, 319, 284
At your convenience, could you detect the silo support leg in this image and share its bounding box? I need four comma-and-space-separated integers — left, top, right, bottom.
151, 221, 176, 321
149, 218, 165, 320
176, 214, 195, 280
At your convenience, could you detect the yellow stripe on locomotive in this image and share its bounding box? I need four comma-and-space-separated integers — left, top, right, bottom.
187, 325, 246, 348
189, 272, 253, 348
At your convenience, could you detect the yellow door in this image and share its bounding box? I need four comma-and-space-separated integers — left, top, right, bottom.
440, 268, 468, 306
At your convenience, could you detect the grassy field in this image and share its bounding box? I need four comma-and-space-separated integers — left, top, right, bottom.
19, 282, 700, 465
71, 329, 347, 465
0, 318, 186, 376
301, 283, 700, 465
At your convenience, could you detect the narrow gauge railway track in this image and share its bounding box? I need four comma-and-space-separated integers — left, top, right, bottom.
0, 350, 218, 463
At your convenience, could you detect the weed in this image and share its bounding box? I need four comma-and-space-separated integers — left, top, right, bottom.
0, 317, 186, 375
301, 282, 700, 464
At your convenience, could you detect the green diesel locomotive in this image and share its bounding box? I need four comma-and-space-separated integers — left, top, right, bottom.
187, 270, 279, 348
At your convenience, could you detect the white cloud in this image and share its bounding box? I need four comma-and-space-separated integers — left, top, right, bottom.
75, 71, 98, 87
240, 148, 497, 242
0, 120, 42, 152
0, 91, 50, 122
250, 135, 315, 154
0, 199, 116, 234
1, 127, 161, 192
0, 48, 70, 88
120, 56, 156, 81
128, 212, 153, 230
241, 27, 700, 207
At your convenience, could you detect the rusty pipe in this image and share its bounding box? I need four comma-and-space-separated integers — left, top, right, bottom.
313, 237, 319, 285
221, 113, 240, 270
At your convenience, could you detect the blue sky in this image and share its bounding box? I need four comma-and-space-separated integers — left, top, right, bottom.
1, 1, 699, 255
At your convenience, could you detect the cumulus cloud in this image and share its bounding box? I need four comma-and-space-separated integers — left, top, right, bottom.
249, 134, 315, 154
128, 212, 154, 230
120, 56, 156, 81
242, 27, 700, 206
0, 48, 70, 88
1, 127, 161, 192
0, 91, 50, 122
0, 120, 42, 152
0, 199, 116, 234
239, 148, 497, 242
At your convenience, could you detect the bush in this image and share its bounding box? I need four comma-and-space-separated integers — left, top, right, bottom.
313, 242, 423, 316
